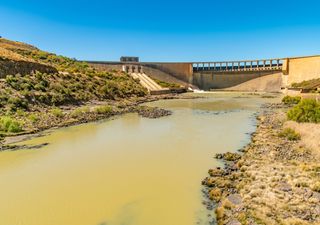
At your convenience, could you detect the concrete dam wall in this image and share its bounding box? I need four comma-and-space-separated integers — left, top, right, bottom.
87, 55, 320, 92
283, 56, 320, 85
193, 71, 283, 91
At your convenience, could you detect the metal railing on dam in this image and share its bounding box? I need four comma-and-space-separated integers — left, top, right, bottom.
193, 58, 283, 72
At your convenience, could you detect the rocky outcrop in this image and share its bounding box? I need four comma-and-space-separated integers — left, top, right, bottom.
137, 106, 172, 118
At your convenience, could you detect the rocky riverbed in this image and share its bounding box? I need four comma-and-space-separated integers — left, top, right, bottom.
202, 103, 320, 225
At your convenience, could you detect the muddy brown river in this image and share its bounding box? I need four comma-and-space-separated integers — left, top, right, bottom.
0, 93, 278, 225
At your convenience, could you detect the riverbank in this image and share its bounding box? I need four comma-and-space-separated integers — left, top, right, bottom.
203, 102, 320, 225
1, 93, 192, 148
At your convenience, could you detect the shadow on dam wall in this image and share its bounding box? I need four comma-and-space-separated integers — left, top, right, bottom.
193, 71, 283, 91
138, 62, 284, 91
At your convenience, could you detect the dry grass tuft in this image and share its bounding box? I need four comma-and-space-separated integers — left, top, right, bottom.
284, 121, 320, 157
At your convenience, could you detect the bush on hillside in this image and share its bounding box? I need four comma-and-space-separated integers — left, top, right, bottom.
8, 97, 28, 111
28, 114, 39, 123
287, 99, 320, 123
70, 106, 90, 118
50, 107, 64, 118
0, 116, 23, 133
94, 105, 113, 114
2, 70, 147, 109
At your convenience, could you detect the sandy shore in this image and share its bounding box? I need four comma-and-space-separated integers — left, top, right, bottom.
203, 103, 320, 225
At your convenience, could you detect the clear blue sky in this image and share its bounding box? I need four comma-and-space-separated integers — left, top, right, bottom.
1, 0, 320, 62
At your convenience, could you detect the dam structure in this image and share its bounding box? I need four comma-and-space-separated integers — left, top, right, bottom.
124, 64, 170, 95
87, 55, 320, 92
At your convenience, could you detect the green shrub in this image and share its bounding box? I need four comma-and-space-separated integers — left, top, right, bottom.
16, 109, 26, 117
8, 97, 28, 111
278, 128, 301, 141
50, 107, 64, 118
94, 105, 113, 114
287, 99, 320, 123
28, 114, 39, 123
70, 106, 89, 118
0, 116, 23, 133
282, 95, 301, 105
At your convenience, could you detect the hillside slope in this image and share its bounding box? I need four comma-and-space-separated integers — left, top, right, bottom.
0, 38, 147, 108
0, 38, 148, 136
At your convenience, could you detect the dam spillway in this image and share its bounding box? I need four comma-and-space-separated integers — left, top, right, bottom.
87, 55, 320, 91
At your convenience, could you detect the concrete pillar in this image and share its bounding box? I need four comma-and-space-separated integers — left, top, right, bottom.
282, 58, 289, 75
263, 60, 266, 69
231, 62, 234, 71
250, 61, 253, 70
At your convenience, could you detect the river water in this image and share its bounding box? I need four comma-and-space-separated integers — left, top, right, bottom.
0, 93, 278, 225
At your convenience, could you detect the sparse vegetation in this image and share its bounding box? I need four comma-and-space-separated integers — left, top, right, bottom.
153, 78, 181, 88
28, 114, 39, 123
287, 99, 320, 123
70, 106, 90, 118
94, 105, 113, 114
282, 95, 301, 105
50, 108, 64, 118
291, 78, 320, 89
278, 128, 301, 141
2, 70, 147, 108
0, 38, 147, 113
0, 38, 151, 138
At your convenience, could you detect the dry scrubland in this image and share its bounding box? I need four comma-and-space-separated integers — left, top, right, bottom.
203, 97, 320, 225
0, 38, 176, 142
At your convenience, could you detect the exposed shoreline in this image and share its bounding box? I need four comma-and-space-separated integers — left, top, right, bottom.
202, 102, 320, 225
1, 93, 193, 148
